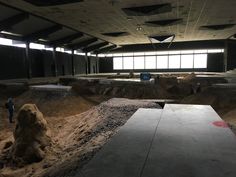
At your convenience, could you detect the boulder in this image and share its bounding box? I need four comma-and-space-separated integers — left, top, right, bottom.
11, 104, 51, 164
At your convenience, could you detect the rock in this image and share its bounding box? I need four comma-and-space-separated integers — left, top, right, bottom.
11, 104, 51, 165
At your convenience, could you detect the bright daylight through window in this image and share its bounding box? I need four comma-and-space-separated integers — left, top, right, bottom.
112, 49, 222, 70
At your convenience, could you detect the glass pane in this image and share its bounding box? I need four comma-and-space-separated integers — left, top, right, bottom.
194, 50, 207, 54
145, 51, 156, 56
169, 55, 181, 69
145, 56, 156, 69
134, 56, 145, 69
56, 47, 64, 52
157, 56, 168, 69
207, 49, 223, 53
123, 53, 133, 56
194, 54, 207, 68
181, 50, 194, 54
169, 51, 181, 54
134, 52, 145, 56
123, 57, 134, 69
98, 54, 105, 57
113, 57, 123, 70
106, 54, 113, 57
30, 43, 45, 50
181, 55, 194, 68
156, 51, 168, 55
113, 53, 123, 56
0, 37, 12, 46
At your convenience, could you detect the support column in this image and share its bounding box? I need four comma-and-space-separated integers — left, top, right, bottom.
53, 47, 58, 77
25, 42, 32, 79
96, 54, 100, 73
85, 53, 88, 75
224, 40, 228, 72
72, 50, 75, 76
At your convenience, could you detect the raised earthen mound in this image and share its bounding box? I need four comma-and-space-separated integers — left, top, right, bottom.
182, 73, 196, 82
11, 104, 51, 165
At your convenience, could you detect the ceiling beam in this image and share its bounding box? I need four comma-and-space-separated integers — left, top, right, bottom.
95, 45, 117, 54
83, 42, 109, 53
68, 38, 98, 50
49, 32, 83, 46
0, 13, 29, 31
23, 25, 62, 42
0, 32, 22, 41
23, 0, 84, 6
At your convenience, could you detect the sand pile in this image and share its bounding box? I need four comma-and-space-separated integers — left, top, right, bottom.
43, 98, 160, 177
1, 104, 51, 167
0, 98, 160, 177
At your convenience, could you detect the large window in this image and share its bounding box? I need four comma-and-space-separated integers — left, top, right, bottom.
123, 57, 134, 70
181, 55, 194, 69
194, 54, 207, 68
112, 49, 217, 70
134, 56, 145, 69
157, 56, 168, 69
169, 55, 181, 69
113, 57, 123, 70
145, 56, 156, 69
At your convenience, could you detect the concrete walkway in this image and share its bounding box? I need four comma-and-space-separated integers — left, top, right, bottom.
77, 104, 236, 177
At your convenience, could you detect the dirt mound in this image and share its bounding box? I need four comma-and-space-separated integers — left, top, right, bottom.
0, 98, 160, 177
14, 90, 103, 117
181, 87, 236, 113
73, 81, 173, 99
182, 73, 196, 82
158, 76, 178, 89
181, 86, 236, 133
41, 98, 160, 177
11, 104, 50, 165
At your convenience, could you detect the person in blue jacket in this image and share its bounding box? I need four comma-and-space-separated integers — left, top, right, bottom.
5, 98, 15, 123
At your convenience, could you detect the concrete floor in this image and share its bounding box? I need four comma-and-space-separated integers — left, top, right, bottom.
76, 104, 236, 177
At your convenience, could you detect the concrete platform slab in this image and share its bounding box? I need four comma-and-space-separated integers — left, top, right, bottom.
79, 108, 163, 177
142, 104, 236, 177
76, 104, 236, 177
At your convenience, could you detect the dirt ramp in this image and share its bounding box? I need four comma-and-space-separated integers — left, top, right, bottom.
11, 104, 51, 165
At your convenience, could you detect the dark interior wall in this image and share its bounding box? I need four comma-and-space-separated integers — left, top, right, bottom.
42, 51, 54, 77
74, 55, 87, 74
30, 49, 45, 77
0, 45, 26, 80
226, 40, 236, 71
207, 53, 224, 72
0, 45, 88, 80
56, 52, 72, 76
99, 57, 113, 73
